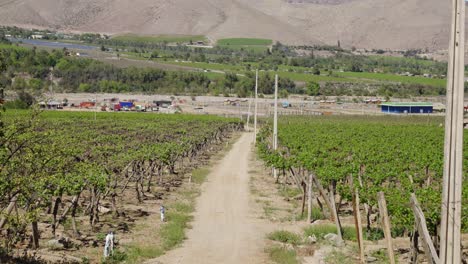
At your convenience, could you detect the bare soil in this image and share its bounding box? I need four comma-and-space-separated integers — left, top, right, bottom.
146, 133, 271, 264
0, 0, 460, 50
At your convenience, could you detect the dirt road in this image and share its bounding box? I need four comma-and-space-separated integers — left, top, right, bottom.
147, 132, 268, 264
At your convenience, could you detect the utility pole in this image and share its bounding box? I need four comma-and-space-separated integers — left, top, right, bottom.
238, 99, 242, 121
254, 70, 259, 143
273, 74, 278, 179
440, 0, 464, 262
94, 93, 97, 121
94, 47, 99, 121
246, 93, 253, 131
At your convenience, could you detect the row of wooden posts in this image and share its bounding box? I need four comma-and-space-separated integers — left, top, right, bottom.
250, 7, 465, 254
291, 170, 440, 264
246, 71, 446, 264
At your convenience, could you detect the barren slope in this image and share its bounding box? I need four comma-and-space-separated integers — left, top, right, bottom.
0, 0, 461, 50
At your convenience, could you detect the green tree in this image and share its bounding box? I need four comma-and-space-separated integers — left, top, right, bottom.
79, 83, 92, 92
150, 51, 159, 59
17, 91, 34, 107
223, 73, 239, 94
279, 89, 289, 99
350, 61, 363, 72
259, 74, 274, 94
306, 81, 320, 96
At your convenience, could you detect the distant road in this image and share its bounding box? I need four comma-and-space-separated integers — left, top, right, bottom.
9, 38, 98, 50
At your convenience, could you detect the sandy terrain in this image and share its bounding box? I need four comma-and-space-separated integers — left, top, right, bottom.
0, 0, 463, 50
146, 133, 270, 264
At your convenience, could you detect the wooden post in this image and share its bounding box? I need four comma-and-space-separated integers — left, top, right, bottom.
311, 174, 334, 221
51, 197, 61, 236
410, 194, 440, 264
410, 226, 420, 264
307, 173, 313, 223
353, 188, 365, 263
0, 195, 18, 229
301, 182, 307, 216
350, 174, 365, 262
246, 95, 252, 131
253, 69, 258, 143
32, 221, 40, 249
273, 74, 278, 179
329, 189, 343, 246
441, 0, 464, 263
358, 165, 371, 235
377, 192, 396, 264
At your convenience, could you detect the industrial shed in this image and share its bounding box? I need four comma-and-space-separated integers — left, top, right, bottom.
380, 102, 433, 114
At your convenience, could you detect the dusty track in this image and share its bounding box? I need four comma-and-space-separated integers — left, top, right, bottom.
146, 132, 269, 264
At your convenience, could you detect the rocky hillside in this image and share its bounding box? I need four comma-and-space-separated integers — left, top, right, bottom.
0, 0, 462, 50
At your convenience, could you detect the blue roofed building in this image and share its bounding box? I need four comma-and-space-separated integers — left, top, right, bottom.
380, 102, 433, 114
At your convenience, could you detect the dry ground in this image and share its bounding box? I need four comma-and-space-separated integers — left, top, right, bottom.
0, 0, 461, 50
146, 133, 272, 264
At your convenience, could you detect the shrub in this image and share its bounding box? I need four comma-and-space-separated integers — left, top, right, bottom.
102, 250, 127, 264
310, 207, 326, 221
267, 246, 298, 264
303, 224, 357, 241
160, 212, 192, 250
267, 230, 302, 246
3, 99, 28, 109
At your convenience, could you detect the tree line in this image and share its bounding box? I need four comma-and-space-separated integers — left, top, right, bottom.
0, 44, 300, 104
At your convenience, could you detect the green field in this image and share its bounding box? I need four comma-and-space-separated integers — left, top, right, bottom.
1, 110, 241, 262
257, 115, 468, 237
276, 71, 353, 83
117, 52, 449, 87
112, 34, 207, 44
216, 38, 272, 53
217, 38, 273, 46
152, 59, 243, 71
335, 71, 446, 87
141, 57, 449, 86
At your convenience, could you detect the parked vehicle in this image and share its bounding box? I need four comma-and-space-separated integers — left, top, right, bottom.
112, 104, 122, 111
282, 101, 291, 108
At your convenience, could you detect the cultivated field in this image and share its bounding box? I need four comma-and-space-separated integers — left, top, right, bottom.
256, 115, 468, 263
0, 110, 242, 263
112, 34, 207, 44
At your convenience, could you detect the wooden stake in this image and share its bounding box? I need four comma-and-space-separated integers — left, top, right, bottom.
377, 192, 396, 264
353, 188, 365, 263
441, 0, 464, 263
301, 182, 307, 216
307, 173, 313, 223
410, 194, 440, 264
410, 226, 420, 264
32, 221, 40, 249
0, 195, 18, 229
329, 189, 343, 246
311, 174, 334, 221
51, 197, 61, 236
358, 165, 371, 235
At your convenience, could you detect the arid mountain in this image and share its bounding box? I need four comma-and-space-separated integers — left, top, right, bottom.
0, 0, 461, 50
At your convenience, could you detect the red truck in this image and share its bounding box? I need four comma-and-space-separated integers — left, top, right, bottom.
80, 102, 95, 108
112, 104, 122, 111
